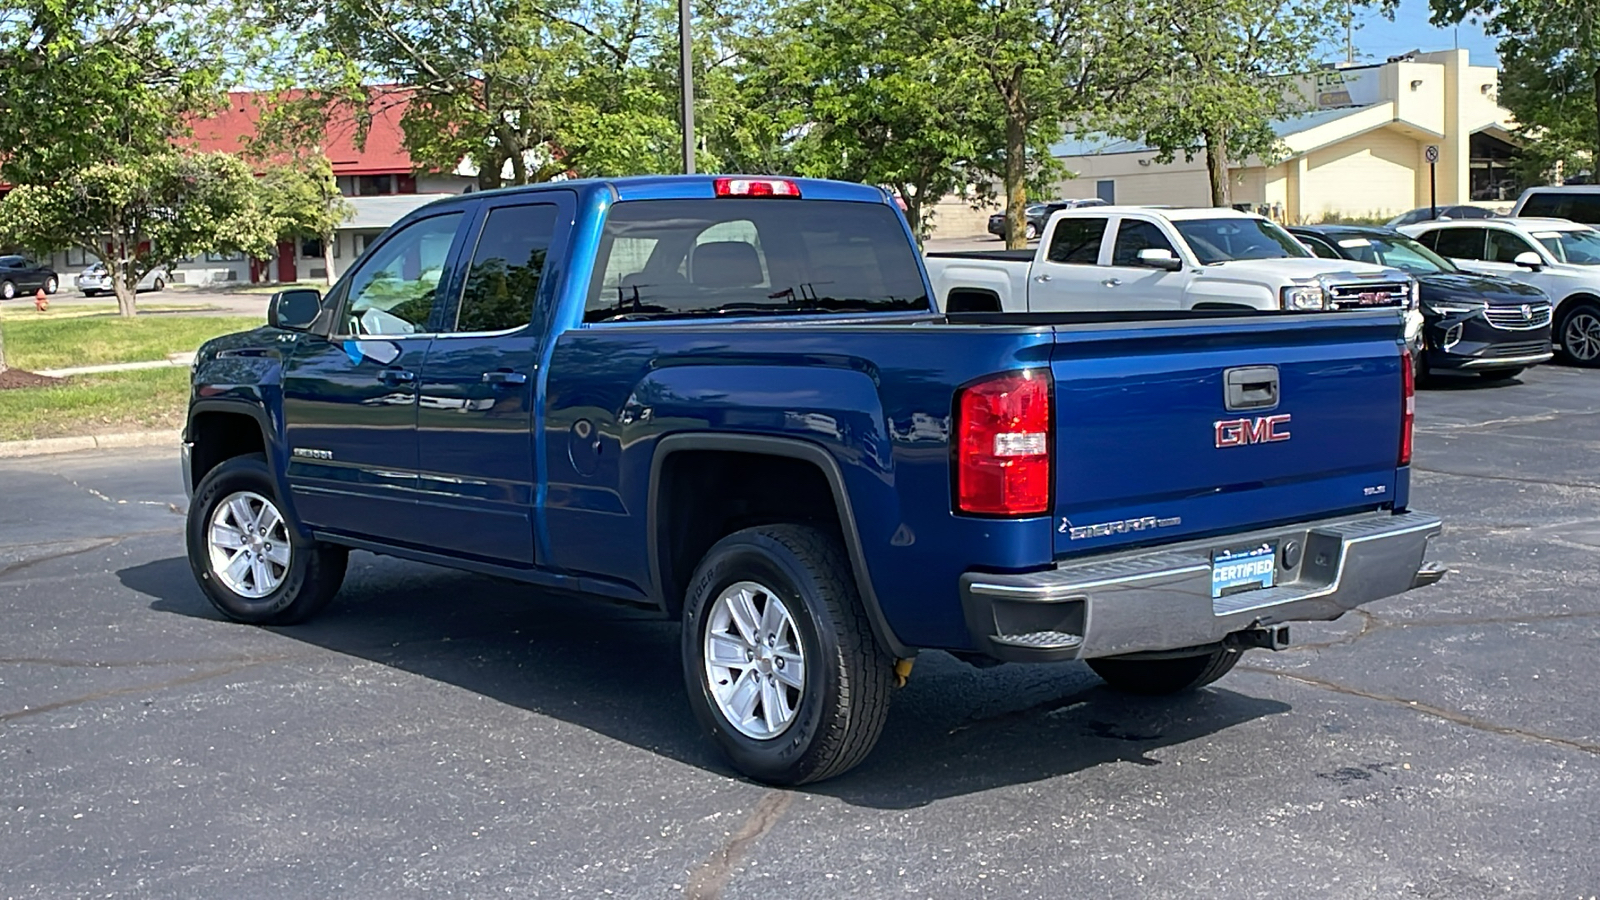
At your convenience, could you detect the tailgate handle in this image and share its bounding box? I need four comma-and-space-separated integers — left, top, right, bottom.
1224, 365, 1279, 411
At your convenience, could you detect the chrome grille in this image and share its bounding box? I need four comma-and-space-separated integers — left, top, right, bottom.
1327, 282, 1409, 309
1484, 303, 1552, 329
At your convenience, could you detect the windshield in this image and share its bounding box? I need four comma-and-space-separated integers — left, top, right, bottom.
1173, 218, 1310, 264
1328, 234, 1456, 275
585, 199, 930, 322
1533, 229, 1600, 265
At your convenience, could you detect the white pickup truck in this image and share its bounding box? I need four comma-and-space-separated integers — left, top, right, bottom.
928, 206, 1418, 315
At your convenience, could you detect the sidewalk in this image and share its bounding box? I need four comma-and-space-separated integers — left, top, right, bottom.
37, 352, 196, 378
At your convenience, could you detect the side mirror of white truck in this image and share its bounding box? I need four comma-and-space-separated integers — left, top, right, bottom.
1138, 248, 1183, 271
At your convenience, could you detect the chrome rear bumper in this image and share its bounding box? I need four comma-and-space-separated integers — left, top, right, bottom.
959, 510, 1443, 662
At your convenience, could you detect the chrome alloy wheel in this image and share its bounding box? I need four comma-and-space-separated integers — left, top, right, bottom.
208, 491, 291, 598
1566, 311, 1600, 362
703, 581, 807, 740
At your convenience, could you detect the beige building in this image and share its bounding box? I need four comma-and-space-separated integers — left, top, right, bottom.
1050, 50, 1518, 223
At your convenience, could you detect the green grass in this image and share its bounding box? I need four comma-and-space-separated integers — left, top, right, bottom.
0, 313, 258, 371
0, 368, 192, 441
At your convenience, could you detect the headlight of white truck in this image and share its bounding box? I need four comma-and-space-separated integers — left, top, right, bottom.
1280, 284, 1326, 311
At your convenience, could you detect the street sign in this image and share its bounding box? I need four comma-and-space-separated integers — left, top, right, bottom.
1425, 145, 1440, 164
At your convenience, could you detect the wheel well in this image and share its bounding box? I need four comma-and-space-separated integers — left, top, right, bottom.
189, 411, 266, 490
656, 450, 844, 612
1560, 293, 1600, 315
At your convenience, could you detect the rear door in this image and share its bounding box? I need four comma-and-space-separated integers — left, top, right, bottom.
413, 193, 574, 566
1049, 314, 1406, 556
1027, 216, 1113, 311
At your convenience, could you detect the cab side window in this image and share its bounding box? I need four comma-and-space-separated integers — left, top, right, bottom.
342, 212, 464, 335
1046, 218, 1107, 264
452, 204, 559, 333
1110, 220, 1177, 266
1300, 237, 1343, 260
1485, 229, 1539, 263
1429, 227, 1487, 261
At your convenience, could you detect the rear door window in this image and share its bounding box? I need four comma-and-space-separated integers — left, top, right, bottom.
1045, 218, 1108, 264
452, 203, 559, 333
584, 199, 928, 322
1429, 227, 1487, 260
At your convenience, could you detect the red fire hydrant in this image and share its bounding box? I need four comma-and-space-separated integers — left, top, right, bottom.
34, 288, 48, 312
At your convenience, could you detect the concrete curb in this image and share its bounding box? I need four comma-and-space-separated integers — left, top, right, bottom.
38, 353, 196, 378
0, 430, 179, 459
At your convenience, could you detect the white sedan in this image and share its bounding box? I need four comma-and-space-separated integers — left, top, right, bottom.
76, 263, 171, 297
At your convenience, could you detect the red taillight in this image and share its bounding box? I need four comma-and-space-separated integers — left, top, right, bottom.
956, 370, 1052, 515
1400, 350, 1415, 465
713, 177, 801, 198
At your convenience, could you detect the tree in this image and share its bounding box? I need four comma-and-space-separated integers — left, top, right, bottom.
1428, 0, 1600, 177
258, 156, 354, 286
921, 0, 1164, 248
1120, 0, 1340, 207
0, 152, 277, 316
723, 0, 992, 237
0, 0, 243, 185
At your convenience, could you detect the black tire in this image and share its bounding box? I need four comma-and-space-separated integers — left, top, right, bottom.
0, 280, 14, 300
152, 277, 165, 292
43, 275, 58, 294
1088, 648, 1242, 695
682, 524, 894, 786
1555, 300, 1600, 368
1479, 367, 1523, 381
186, 453, 347, 625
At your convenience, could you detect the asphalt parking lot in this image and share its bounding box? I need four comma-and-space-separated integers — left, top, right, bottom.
3, 364, 1599, 899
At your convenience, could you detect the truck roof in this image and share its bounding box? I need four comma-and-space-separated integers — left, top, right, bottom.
441, 175, 893, 206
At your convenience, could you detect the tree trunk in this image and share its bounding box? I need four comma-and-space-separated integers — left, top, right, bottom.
1003, 110, 1029, 250
0, 319, 8, 373
322, 231, 337, 287
113, 262, 137, 317
1204, 124, 1231, 208
1592, 65, 1600, 178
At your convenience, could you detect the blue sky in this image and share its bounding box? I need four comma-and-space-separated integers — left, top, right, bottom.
1346, 0, 1500, 66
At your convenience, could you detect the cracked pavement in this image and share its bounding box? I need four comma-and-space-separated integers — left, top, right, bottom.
3, 364, 1600, 898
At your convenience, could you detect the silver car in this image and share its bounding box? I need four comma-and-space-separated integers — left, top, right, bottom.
76, 262, 170, 297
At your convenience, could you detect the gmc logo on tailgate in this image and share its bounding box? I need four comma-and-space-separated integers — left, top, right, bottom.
1215, 414, 1292, 447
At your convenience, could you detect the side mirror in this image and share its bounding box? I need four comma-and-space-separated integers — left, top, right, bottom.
269, 288, 322, 331
1138, 248, 1183, 271
1513, 251, 1544, 271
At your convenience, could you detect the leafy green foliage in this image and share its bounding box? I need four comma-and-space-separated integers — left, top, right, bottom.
1120, 0, 1342, 207
1429, 0, 1600, 177
0, 152, 277, 315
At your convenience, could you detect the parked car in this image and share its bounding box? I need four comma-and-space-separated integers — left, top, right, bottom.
75, 262, 170, 297
1510, 184, 1600, 226
0, 255, 59, 299
1291, 225, 1553, 380
1385, 205, 1499, 228
987, 198, 1108, 240
1400, 216, 1600, 366
180, 175, 1442, 785
931, 206, 1418, 319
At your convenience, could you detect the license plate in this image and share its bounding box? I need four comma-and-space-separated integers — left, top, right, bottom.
1211, 542, 1277, 598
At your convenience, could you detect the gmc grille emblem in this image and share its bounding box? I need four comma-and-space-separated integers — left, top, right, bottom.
1215, 414, 1292, 447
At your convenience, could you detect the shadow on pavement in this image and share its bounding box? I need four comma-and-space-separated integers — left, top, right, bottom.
119, 552, 1291, 809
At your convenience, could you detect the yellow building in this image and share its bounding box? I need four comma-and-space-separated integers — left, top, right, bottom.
1050, 50, 1518, 223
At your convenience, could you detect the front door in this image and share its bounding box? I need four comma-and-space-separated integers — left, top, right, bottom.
276, 242, 298, 283
280, 209, 470, 545
413, 195, 573, 566
1098, 217, 1188, 309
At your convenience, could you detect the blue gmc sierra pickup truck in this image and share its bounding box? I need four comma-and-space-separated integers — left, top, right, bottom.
183, 176, 1443, 785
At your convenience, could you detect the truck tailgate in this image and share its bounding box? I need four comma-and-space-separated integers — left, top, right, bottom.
1050, 312, 1406, 556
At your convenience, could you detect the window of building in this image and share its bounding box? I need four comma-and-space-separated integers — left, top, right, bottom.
205, 250, 245, 263
357, 174, 395, 196
1045, 218, 1108, 264
453, 204, 559, 333
301, 238, 324, 259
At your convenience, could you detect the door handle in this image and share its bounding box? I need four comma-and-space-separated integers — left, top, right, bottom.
1102, 278, 1122, 287
482, 370, 529, 386
1034, 274, 1052, 283
378, 368, 415, 385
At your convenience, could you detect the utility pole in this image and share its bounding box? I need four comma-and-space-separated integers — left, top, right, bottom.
679, 0, 695, 175
1345, 0, 1355, 65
